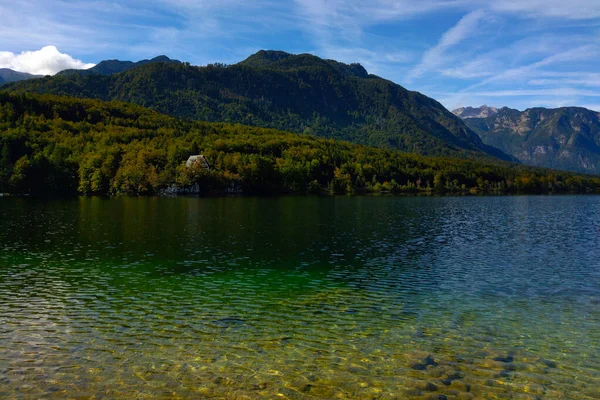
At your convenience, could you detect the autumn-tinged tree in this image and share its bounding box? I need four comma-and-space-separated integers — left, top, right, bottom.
0, 92, 599, 196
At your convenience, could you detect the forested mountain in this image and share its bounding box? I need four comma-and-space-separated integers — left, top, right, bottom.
1, 92, 598, 196
4, 50, 512, 161
57, 55, 181, 76
459, 106, 600, 174
0, 69, 42, 84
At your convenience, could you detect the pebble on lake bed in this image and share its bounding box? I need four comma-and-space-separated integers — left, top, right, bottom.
405, 351, 438, 370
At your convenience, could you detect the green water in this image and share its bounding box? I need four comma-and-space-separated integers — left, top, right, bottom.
1, 196, 599, 399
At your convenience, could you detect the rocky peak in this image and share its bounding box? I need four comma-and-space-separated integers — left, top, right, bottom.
453, 105, 499, 119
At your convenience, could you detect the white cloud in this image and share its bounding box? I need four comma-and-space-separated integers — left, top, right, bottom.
438, 87, 600, 110
471, 88, 600, 97
315, 46, 415, 75
0, 46, 95, 75
463, 44, 600, 91
526, 72, 600, 88
488, 0, 600, 19
293, 0, 457, 25
293, 0, 600, 30
288, 0, 600, 111
407, 9, 487, 81
528, 78, 600, 87
441, 59, 496, 79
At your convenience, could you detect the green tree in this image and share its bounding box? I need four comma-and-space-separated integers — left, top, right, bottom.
9, 156, 31, 193
0, 143, 11, 193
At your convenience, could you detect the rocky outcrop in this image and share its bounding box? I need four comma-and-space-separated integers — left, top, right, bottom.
453, 105, 498, 119
457, 106, 600, 174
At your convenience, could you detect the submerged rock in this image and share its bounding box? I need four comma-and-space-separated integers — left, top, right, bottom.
403, 388, 423, 397
250, 382, 267, 390
450, 380, 471, 392
541, 358, 558, 368
406, 352, 438, 370
493, 355, 514, 363
406, 378, 439, 392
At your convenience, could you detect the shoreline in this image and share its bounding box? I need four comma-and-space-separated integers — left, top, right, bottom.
2, 191, 599, 199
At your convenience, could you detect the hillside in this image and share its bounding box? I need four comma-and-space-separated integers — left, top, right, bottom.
0, 92, 597, 196
460, 106, 600, 174
0, 68, 42, 84
4, 50, 512, 161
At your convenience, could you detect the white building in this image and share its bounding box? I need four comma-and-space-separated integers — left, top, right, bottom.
186, 155, 210, 171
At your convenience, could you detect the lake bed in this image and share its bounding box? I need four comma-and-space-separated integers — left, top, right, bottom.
1, 196, 599, 399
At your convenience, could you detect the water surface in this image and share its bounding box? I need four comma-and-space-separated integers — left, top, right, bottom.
1, 196, 599, 399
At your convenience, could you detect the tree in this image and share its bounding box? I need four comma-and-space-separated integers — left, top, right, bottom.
0, 143, 11, 193
433, 172, 445, 192
9, 156, 31, 193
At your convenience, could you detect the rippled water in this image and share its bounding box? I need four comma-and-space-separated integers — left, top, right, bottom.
1, 196, 599, 399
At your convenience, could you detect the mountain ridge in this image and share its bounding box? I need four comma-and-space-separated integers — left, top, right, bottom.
0, 68, 43, 84
1, 92, 597, 197
57, 55, 181, 76
458, 105, 600, 174
453, 105, 498, 119
238, 50, 371, 78
3, 50, 514, 161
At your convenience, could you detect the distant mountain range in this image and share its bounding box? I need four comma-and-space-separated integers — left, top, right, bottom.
0, 68, 43, 84
57, 55, 181, 76
455, 106, 600, 174
2, 50, 513, 161
453, 105, 498, 119
0, 56, 181, 86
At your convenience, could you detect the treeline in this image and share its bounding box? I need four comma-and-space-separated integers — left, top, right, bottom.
1, 92, 599, 196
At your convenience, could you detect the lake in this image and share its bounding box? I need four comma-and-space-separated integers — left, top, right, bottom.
1, 196, 599, 399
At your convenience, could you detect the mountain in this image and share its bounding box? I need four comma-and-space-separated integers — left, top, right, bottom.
453, 105, 498, 119
0, 68, 43, 84
459, 106, 600, 174
4, 50, 513, 161
1, 92, 597, 196
57, 55, 181, 76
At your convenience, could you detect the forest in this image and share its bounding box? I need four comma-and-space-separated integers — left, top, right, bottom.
1, 92, 599, 196
4, 51, 511, 160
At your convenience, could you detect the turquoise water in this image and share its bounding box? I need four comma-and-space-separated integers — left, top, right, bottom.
0, 196, 599, 399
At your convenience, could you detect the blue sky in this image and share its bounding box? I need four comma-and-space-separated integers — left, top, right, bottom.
1, 0, 599, 111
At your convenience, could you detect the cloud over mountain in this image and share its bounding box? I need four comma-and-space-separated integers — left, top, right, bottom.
0, 46, 95, 75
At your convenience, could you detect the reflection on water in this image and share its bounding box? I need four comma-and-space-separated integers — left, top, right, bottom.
1, 196, 599, 399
